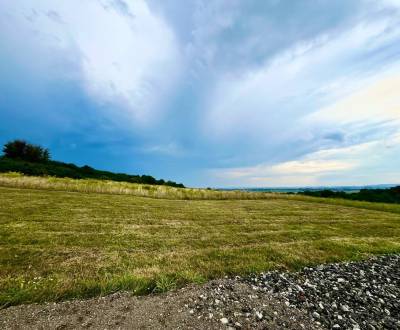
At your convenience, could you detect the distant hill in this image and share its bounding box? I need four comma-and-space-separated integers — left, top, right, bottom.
0, 140, 184, 188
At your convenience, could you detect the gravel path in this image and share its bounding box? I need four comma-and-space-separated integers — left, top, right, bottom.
1, 255, 399, 329
0, 281, 316, 330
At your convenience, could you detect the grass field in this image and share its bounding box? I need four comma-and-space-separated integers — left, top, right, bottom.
1, 174, 400, 306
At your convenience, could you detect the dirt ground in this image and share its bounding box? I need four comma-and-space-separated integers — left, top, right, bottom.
0, 279, 318, 330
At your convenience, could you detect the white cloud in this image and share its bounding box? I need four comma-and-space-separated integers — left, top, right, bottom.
213, 148, 358, 186
307, 74, 400, 125
141, 142, 185, 156
272, 160, 354, 175
212, 136, 400, 187
1, 0, 182, 124
383, 0, 400, 8
202, 14, 400, 142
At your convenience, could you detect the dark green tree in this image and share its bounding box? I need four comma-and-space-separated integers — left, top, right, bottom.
2, 140, 50, 163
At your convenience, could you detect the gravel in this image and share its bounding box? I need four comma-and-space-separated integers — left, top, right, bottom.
1, 255, 399, 329
186, 278, 318, 329
242, 254, 400, 329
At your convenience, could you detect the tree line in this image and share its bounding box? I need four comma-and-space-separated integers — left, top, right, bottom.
300, 187, 400, 204
0, 140, 185, 188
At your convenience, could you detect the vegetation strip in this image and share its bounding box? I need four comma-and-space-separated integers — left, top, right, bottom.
1, 140, 184, 187
300, 186, 400, 204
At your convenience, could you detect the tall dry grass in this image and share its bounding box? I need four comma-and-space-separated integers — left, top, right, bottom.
1, 172, 400, 214
0, 172, 275, 200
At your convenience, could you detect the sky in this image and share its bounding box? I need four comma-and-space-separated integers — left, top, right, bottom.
1, 0, 400, 188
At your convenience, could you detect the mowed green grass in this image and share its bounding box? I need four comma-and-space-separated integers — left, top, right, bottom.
1, 186, 400, 306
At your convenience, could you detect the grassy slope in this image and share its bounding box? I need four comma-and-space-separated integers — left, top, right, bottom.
0, 175, 400, 306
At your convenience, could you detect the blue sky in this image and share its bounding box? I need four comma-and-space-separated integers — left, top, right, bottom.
1, 0, 400, 187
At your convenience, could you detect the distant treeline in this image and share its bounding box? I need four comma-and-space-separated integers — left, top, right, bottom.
0, 140, 185, 188
300, 187, 400, 204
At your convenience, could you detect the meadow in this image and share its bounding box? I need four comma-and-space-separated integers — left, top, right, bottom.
1, 173, 400, 306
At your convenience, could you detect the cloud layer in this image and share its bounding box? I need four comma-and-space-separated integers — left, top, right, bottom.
1, 0, 400, 186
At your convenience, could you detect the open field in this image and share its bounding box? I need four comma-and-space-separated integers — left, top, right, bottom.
0, 175, 400, 305
1, 176, 400, 307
